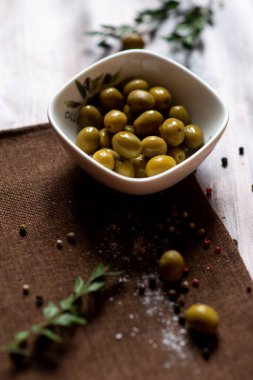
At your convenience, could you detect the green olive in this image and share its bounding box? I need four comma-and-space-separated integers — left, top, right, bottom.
123, 79, 149, 97
169, 105, 190, 125
124, 125, 135, 133
115, 159, 135, 177
167, 146, 186, 164
76, 127, 100, 155
99, 128, 111, 148
77, 105, 102, 129
133, 110, 164, 137
99, 87, 124, 111
184, 124, 204, 150
121, 33, 145, 50
93, 149, 115, 170
104, 110, 127, 133
149, 86, 172, 111
159, 250, 185, 282
112, 131, 142, 159
141, 136, 167, 158
131, 154, 147, 178
123, 104, 133, 123
159, 118, 185, 146
127, 90, 155, 114
185, 304, 219, 334
146, 155, 176, 177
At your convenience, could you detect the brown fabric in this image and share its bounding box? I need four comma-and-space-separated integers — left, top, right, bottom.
0, 124, 252, 380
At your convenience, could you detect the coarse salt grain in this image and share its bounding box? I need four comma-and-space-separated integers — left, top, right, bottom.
115, 332, 123, 340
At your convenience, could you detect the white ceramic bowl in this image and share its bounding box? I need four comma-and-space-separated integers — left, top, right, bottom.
48, 49, 229, 195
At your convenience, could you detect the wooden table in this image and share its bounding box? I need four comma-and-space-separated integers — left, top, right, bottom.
1, 0, 253, 279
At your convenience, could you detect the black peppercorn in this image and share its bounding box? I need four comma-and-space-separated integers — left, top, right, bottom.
221, 157, 228, 168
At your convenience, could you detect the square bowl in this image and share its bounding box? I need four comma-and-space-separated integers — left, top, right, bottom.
47, 49, 229, 195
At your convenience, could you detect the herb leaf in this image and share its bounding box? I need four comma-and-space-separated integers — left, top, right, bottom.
40, 328, 62, 343
73, 276, 85, 296
43, 302, 59, 319
52, 313, 86, 327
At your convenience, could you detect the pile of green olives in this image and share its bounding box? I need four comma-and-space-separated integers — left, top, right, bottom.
76, 77, 204, 178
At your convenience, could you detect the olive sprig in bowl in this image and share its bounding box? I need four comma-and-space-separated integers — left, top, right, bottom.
48, 49, 229, 195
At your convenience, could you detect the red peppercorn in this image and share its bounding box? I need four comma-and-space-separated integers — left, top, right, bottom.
192, 278, 200, 288
203, 238, 211, 249
206, 187, 212, 196
214, 246, 221, 254
183, 266, 190, 276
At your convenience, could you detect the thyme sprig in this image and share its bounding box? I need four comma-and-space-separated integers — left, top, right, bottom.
88, 0, 214, 51
1, 263, 122, 357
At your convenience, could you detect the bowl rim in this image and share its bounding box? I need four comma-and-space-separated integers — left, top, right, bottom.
47, 49, 229, 186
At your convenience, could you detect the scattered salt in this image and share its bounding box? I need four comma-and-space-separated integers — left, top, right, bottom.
115, 332, 123, 340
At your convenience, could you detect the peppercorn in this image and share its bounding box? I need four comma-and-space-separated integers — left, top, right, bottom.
239, 147, 244, 155
178, 315, 186, 326
192, 278, 200, 288
206, 187, 212, 197
56, 239, 63, 249
214, 246, 221, 254
36, 295, 44, 307
203, 238, 211, 249
178, 295, 186, 307
202, 347, 211, 360
197, 228, 206, 237
173, 303, 181, 314
22, 284, 29, 296
221, 157, 228, 168
168, 289, 177, 301
182, 266, 190, 277
148, 275, 157, 290
19, 224, 27, 237
67, 232, 76, 244
189, 222, 196, 229
138, 284, 145, 296
180, 280, 190, 292
246, 286, 252, 293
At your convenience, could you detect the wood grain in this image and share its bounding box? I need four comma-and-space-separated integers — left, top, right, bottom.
0, 0, 253, 278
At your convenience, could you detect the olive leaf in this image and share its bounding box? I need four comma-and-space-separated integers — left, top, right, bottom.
75, 80, 87, 98
64, 100, 81, 108
65, 71, 120, 110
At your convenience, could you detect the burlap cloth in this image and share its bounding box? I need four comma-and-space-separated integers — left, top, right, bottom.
0, 124, 252, 380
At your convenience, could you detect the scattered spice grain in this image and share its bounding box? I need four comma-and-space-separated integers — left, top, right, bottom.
19, 224, 27, 237
67, 232, 76, 244
206, 187, 212, 197
192, 278, 200, 288
182, 266, 190, 277
246, 286, 252, 293
239, 147, 244, 155
138, 284, 145, 296
56, 239, 63, 249
214, 246, 221, 254
221, 157, 228, 168
22, 284, 30, 296
203, 238, 211, 249
36, 295, 44, 307
148, 275, 157, 290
